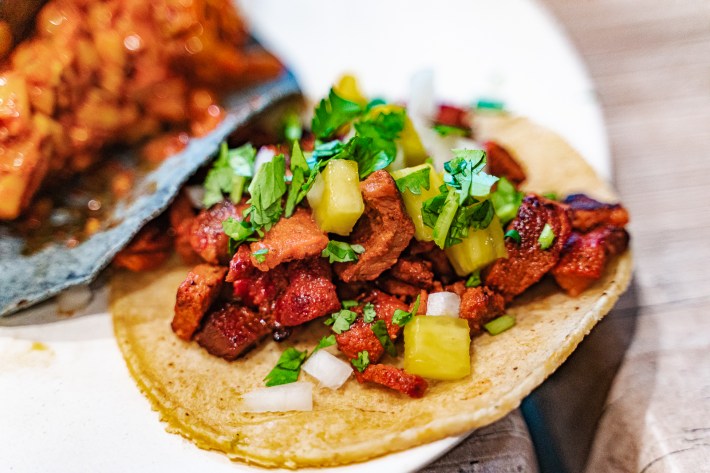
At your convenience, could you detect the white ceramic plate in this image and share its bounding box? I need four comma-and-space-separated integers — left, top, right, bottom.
0, 1, 609, 471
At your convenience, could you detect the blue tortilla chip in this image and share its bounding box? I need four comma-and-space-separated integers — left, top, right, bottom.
0, 69, 300, 316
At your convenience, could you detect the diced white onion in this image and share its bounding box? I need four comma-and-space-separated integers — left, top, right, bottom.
57, 284, 93, 314
241, 382, 313, 413
253, 146, 276, 175
426, 291, 461, 318
184, 185, 205, 208
302, 349, 352, 389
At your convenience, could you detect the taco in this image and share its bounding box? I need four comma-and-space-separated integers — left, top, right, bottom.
110, 84, 632, 468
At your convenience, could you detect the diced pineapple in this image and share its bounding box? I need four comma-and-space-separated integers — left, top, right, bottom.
445, 216, 508, 276
390, 163, 444, 241
333, 74, 368, 107
307, 160, 364, 235
368, 104, 428, 166
404, 316, 471, 380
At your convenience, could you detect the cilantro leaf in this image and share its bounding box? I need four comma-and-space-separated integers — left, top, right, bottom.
321, 241, 366, 263
351, 351, 370, 373
282, 111, 302, 143
504, 229, 521, 244
203, 142, 256, 208
432, 190, 460, 249
362, 303, 376, 323
392, 309, 412, 327
371, 320, 396, 357
341, 300, 359, 309
353, 109, 405, 174
335, 136, 392, 180
313, 334, 336, 353
222, 217, 255, 248
395, 167, 431, 195
312, 89, 363, 140
285, 141, 309, 217
490, 177, 523, 225
264, 347, 307, 387
538, 223, 555, 250
247, 154, 287, 231
465, 270, 481, 288
433, 124, 469, 137
324, 309, 358, 334
252, 248, 268, 263
542, 192, 558, 201
392, 294, 420, 327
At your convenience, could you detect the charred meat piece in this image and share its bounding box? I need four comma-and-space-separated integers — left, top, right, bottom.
388, 257, 435, 289
335, 170, 415, 282
484, 195, 572, 301
355, 364, 428, 398
114, 219, 173, 272
563, 194, 630, 232
229, 248, 338, 327
408, 240, 457, 283
434, 104, 471, 131
459, 287, 506, 333
273, 258, 341, 327
552, 226, 630, 296
195, 303, 271, 360
377, 257, 434, 298
484, 141, 526, 186
228, 245, 288, 313
335, 290, 408, 361
249, 207, 328, 271
170, 191, 201, 265
363, 290, 410, 339
336, 320, 385, 362
189, 200, 249, 265
172, 264, 228, 340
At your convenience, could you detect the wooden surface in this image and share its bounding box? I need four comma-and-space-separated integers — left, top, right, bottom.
538, 1, 710, 471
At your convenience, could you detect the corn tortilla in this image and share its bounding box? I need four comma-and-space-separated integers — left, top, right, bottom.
110, 113, 633, 468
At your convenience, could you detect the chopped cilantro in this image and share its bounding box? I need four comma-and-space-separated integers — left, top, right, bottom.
247, 154, 287, 231
491, 177, 523, 225
538, 223, 555, 250
475, 98, 505, 111
313, 334, 336, 353
263, 347, 307, 387
483, 314, 516, 335
362, 303, 376, 323
365, 98, 387, 111
222, 217, 255, 248
324, 309, 358, 334
431, 190, 460, 249
504, 229, 521, 244
335, 136, 391, 180
351, 109, 405, 177
203, 142, 256, 208
252, 248, 268, 263
392, 309, 411, 327
393, 294, 420, 327
351, 351, 370, 373
282, 111, 302, 143
321, 241, 366, 263
433, 124, 469, 137
285, 141, 309, 217
423, 150, 500, 249
465, 270, 481, 288
311, 88, 363, 140
341, 300, 359, 309
371, 320, 396, 357
395, 167, 431, 195
542, 192, 558, 201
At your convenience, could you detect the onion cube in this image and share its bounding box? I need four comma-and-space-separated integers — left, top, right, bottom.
426, 291, 461, 317
303, 349, 352, 389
